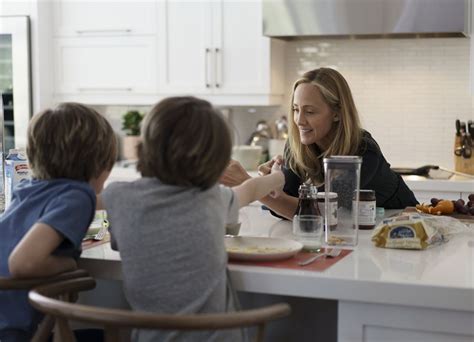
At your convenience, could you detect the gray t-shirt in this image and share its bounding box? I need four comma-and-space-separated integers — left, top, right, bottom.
102, 178, 242, 342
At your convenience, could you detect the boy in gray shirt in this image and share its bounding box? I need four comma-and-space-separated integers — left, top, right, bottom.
102, 96, 283, 342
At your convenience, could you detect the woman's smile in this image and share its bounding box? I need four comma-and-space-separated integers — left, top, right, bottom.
293, 83, 336, 147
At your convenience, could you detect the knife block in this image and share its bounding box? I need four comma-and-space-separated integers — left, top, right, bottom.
455, 156, 474, 175
454, 133, 474, 175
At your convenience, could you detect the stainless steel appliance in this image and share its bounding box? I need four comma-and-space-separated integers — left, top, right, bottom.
263, 0, 469, 39
0, 16, 32, 210
0, 16, 32, 151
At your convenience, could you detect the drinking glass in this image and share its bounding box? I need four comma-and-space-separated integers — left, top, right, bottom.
292, 215, 323, 251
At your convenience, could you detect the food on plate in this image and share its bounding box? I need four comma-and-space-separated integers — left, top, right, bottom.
416, 200, 454, 215
226, 246, 291, 254
416, 194, 474, 216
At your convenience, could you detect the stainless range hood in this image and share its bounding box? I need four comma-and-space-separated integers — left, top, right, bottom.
263, 0, 470, 39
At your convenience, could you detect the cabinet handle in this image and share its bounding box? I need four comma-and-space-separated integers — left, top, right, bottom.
205, 48, 212, 88
78, 87, 133, 92
215, 48, 221, 88
76, 29, 132, 34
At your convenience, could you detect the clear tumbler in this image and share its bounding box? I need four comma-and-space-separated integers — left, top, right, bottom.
323, 156, 362, 247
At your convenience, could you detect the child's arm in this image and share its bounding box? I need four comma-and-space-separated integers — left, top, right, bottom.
8, 222, 77, 278
96, 194, 105, 210
258, 193, 299, 220
232, 163, 284, 208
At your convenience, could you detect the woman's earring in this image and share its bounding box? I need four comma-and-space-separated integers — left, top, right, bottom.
334, 116, 340, 122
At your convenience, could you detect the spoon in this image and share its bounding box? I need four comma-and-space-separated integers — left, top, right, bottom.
298, 248, 342, 266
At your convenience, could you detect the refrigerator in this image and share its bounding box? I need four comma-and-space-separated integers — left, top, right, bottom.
0, 16, 32, 210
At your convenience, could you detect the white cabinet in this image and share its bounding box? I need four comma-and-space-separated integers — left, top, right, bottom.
53, 36, 158, 104
157, 0, 285, 105
156, 1, 212, 95
53, 1, 157, 37
52, 1, 158, 104
339, 301, 474, 342
51, 0, 285, 105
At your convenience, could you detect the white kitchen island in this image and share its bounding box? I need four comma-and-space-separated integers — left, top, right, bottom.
80, 201, 474, 342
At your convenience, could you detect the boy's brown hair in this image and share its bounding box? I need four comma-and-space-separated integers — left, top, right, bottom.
27, 102, 117, 181
137, 96, 231, 190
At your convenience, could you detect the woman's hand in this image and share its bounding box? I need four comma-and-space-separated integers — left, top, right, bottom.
220, 159, 252, 187
268, 158, 284, 198
257, 155, 284, 176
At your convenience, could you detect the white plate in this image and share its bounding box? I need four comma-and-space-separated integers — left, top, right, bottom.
225, 236, 303, 261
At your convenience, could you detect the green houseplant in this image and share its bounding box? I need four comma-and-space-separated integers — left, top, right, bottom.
122, 110, 144, 136
121, 110, 144, 160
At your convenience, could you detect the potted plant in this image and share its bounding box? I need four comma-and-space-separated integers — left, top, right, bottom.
121, 110, 144, 160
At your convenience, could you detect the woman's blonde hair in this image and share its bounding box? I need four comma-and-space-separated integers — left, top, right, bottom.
27, 102, 117, 181
287, 68, 362, 185
137, 96, 232, 190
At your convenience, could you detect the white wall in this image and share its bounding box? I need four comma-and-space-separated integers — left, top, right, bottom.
284, 38, 473, 170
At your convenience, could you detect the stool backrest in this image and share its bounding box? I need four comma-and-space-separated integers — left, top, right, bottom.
29, 277, 291, 342
0, 269, 90, 342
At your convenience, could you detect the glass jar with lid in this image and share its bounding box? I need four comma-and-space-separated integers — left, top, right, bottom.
357, 190, 376, 229
323, 156, 362, 247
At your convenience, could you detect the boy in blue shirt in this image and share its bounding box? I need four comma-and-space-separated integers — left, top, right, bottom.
0, 102, 117, 341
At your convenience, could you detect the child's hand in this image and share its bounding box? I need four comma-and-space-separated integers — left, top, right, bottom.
269, 160, 284, 198
219, 160, 251, 187
258, 155, 284, 176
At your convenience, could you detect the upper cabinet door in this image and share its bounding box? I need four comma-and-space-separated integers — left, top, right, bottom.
157, 1, 213, 94
157, 0, 285, 104
54, 36, 158, 103
213, 1, 272, 94
53, 1, 157, 36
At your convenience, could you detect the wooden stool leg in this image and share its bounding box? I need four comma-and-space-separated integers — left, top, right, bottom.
255, 323, 266, 342
54, 317, 76, 342
105, 326, 120, 342
31, 315, 55, 342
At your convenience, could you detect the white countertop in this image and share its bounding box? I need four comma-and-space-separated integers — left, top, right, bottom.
80, 202, 474, 312
403, 175, 473, 193
106, 165, 474, 193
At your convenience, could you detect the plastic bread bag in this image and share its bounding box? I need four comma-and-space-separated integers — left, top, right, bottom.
371, 213, 470, 250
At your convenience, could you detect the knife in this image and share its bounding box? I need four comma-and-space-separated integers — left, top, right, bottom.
468, 120, 474, 147
456, 119, 461, 136
454, 119, 462, 153
465, 120, 473, 158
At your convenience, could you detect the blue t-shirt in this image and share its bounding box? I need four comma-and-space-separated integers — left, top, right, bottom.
0, 178, 96, 336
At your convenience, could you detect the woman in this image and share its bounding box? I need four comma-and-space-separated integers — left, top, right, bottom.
221, 68, 418, 219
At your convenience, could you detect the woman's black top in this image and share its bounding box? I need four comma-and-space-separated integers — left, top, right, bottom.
280, 131, 418, 210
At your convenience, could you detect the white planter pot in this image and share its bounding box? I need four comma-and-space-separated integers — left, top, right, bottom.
122, 136, 140, 161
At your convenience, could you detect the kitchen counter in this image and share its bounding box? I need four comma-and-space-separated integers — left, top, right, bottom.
81, 204, 474, 311
403, 174, 473, 193
108, 165, 473, 191
80, 202, 474, 341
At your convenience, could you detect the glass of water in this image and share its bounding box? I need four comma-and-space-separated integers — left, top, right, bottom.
292, 215, 323, 251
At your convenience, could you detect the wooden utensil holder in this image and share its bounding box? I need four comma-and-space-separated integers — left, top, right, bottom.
455, 155, 474, 175
454, 132, 473, 175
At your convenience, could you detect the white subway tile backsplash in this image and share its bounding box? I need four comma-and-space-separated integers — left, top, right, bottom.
94, 37, 473, 170
284, 37, 474, 169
